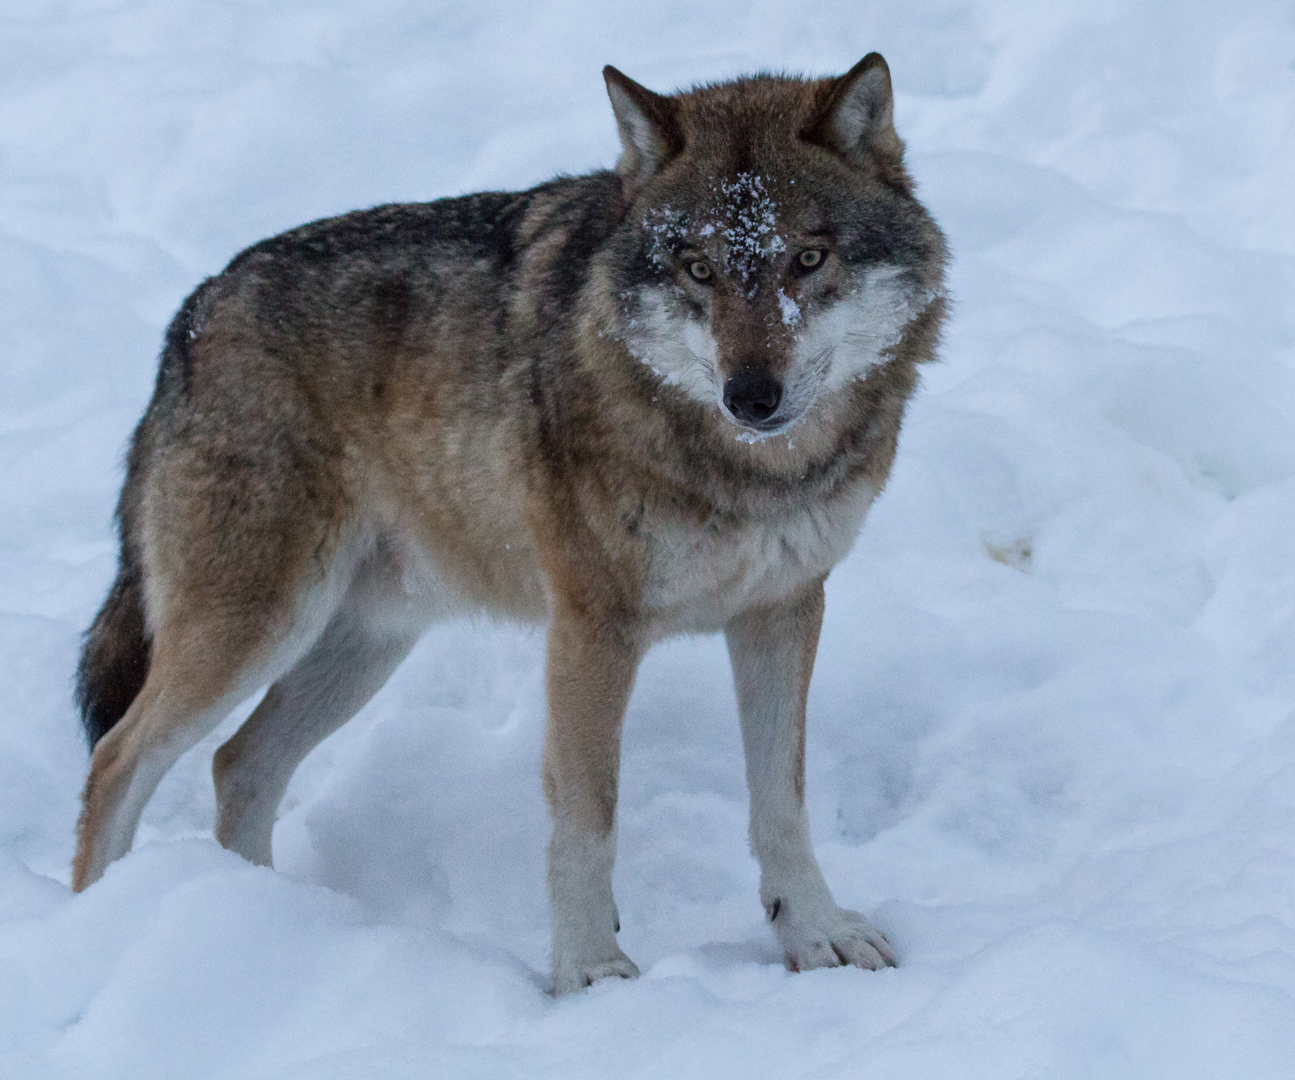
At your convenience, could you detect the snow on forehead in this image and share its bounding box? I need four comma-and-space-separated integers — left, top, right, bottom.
712, 173, 787, 279
642, 172, 787, 281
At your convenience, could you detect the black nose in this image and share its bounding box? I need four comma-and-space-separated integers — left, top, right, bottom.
723, 371, 783, 426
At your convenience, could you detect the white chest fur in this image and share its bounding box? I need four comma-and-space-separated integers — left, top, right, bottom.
643, 480, 877, 634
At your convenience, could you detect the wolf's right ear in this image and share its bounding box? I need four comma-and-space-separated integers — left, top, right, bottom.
803, 53, 905, 177
604, 66, 683, 188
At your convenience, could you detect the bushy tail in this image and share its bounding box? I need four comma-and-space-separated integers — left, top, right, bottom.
75, 554, 152, 749
74, 285, 197, 749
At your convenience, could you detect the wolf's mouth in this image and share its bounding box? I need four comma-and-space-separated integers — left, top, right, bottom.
723, 408, 801, 442
733, 414, 786, 433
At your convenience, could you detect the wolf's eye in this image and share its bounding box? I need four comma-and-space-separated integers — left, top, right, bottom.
687, 260, 713, 283
797, 250, 824, 271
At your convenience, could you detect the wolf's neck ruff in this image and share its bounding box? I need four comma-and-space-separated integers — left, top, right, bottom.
73, 54, 945, 996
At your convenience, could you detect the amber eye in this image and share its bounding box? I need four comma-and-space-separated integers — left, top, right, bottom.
797, 249, 824, 270
688, 260, 713, 283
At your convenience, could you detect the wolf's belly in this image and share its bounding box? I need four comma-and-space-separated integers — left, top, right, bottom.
357, 513, 548, 632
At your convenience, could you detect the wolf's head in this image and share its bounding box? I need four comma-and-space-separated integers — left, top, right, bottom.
596, 56, 947, 441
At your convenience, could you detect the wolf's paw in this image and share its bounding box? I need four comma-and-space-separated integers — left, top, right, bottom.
772, 900, 897, 973
553, 948, 641, 995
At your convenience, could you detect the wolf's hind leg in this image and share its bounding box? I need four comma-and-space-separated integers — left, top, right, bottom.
214, 603, 421, 867
726, 579, 897, 973
72, 630, 289, 891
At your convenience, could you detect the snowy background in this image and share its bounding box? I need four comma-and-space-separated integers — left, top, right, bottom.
3, 0, 1295, 1075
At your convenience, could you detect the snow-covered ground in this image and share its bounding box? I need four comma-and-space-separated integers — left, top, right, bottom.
3, 1, 1295, 1075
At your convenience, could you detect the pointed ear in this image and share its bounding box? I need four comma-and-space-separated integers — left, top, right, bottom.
803, 53, 904, 173
603, 66, 683, 187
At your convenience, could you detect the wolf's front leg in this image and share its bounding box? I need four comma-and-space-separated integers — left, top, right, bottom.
543, 603, 643, 994
726, 580, 897, 973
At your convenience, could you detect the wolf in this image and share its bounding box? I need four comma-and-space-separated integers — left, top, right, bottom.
71, 53, 947, 993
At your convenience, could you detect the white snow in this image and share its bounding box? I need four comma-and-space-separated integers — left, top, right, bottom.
4, 1, 1295, 1076
712, 171, 787, 282
777, 288, 801, 327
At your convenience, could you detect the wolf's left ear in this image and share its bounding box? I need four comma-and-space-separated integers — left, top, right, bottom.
803, 53, 905, 175
604, 66, 683, 188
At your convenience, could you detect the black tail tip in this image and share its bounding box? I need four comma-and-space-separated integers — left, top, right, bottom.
76, 570, 151, 749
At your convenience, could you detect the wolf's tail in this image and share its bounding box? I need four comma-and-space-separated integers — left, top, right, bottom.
74, 285, 204, 748
75, 382, 170, 749
75, 552, 152, 749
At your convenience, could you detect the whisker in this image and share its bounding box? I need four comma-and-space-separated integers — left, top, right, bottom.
807, 345, 834, 381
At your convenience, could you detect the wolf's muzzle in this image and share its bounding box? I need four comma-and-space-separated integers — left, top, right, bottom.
724, 371, 783, 428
